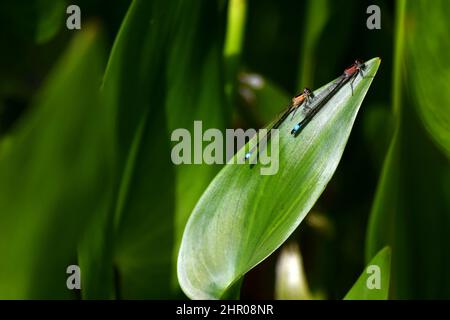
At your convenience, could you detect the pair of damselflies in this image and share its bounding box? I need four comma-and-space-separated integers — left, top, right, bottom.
245, 60, 368, 161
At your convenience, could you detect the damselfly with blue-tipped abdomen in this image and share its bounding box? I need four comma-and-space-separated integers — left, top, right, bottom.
244, 88, 314, 162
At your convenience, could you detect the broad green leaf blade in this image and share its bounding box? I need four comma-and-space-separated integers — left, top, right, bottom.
178, 58, 381, 299
344, 246, 391, 300
366, 1, 450, 299
365, 87, 450, 300
166, 1, 228, 287
101, 0, 178, 299
95, 0, 227, 298
406, 0, 450, 159
0, 25, 112, 299
78, 199, 116, 299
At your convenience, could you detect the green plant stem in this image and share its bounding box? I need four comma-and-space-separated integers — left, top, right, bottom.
223, 0, 247, 102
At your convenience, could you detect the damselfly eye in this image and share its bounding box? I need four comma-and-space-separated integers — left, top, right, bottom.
355, 59, 366, 69
304, 88, 314, 98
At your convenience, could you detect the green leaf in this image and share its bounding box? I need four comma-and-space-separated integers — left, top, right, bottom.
178, 58, 381, 299
406, 0, 450, 159
366, 0, 450, 299
99, 0, 178, 299
365, 85, 450, 300
166, 1, 228, 278
344, 246, 391, 300
0, 25, 111, 299
92, 0, 227, 298
78, 198, 116, 299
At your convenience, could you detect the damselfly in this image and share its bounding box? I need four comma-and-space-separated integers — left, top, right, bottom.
244, 88, 314, 161
291, 60, 368, 137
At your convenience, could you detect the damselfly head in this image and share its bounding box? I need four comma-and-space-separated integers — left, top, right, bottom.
355, 59, 366, 70
292, 88, 314, 105
304, 87, 314, 99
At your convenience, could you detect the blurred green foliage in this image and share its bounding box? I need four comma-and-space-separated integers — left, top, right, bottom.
0, 24, 111, 298
0, 0, 449, 300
